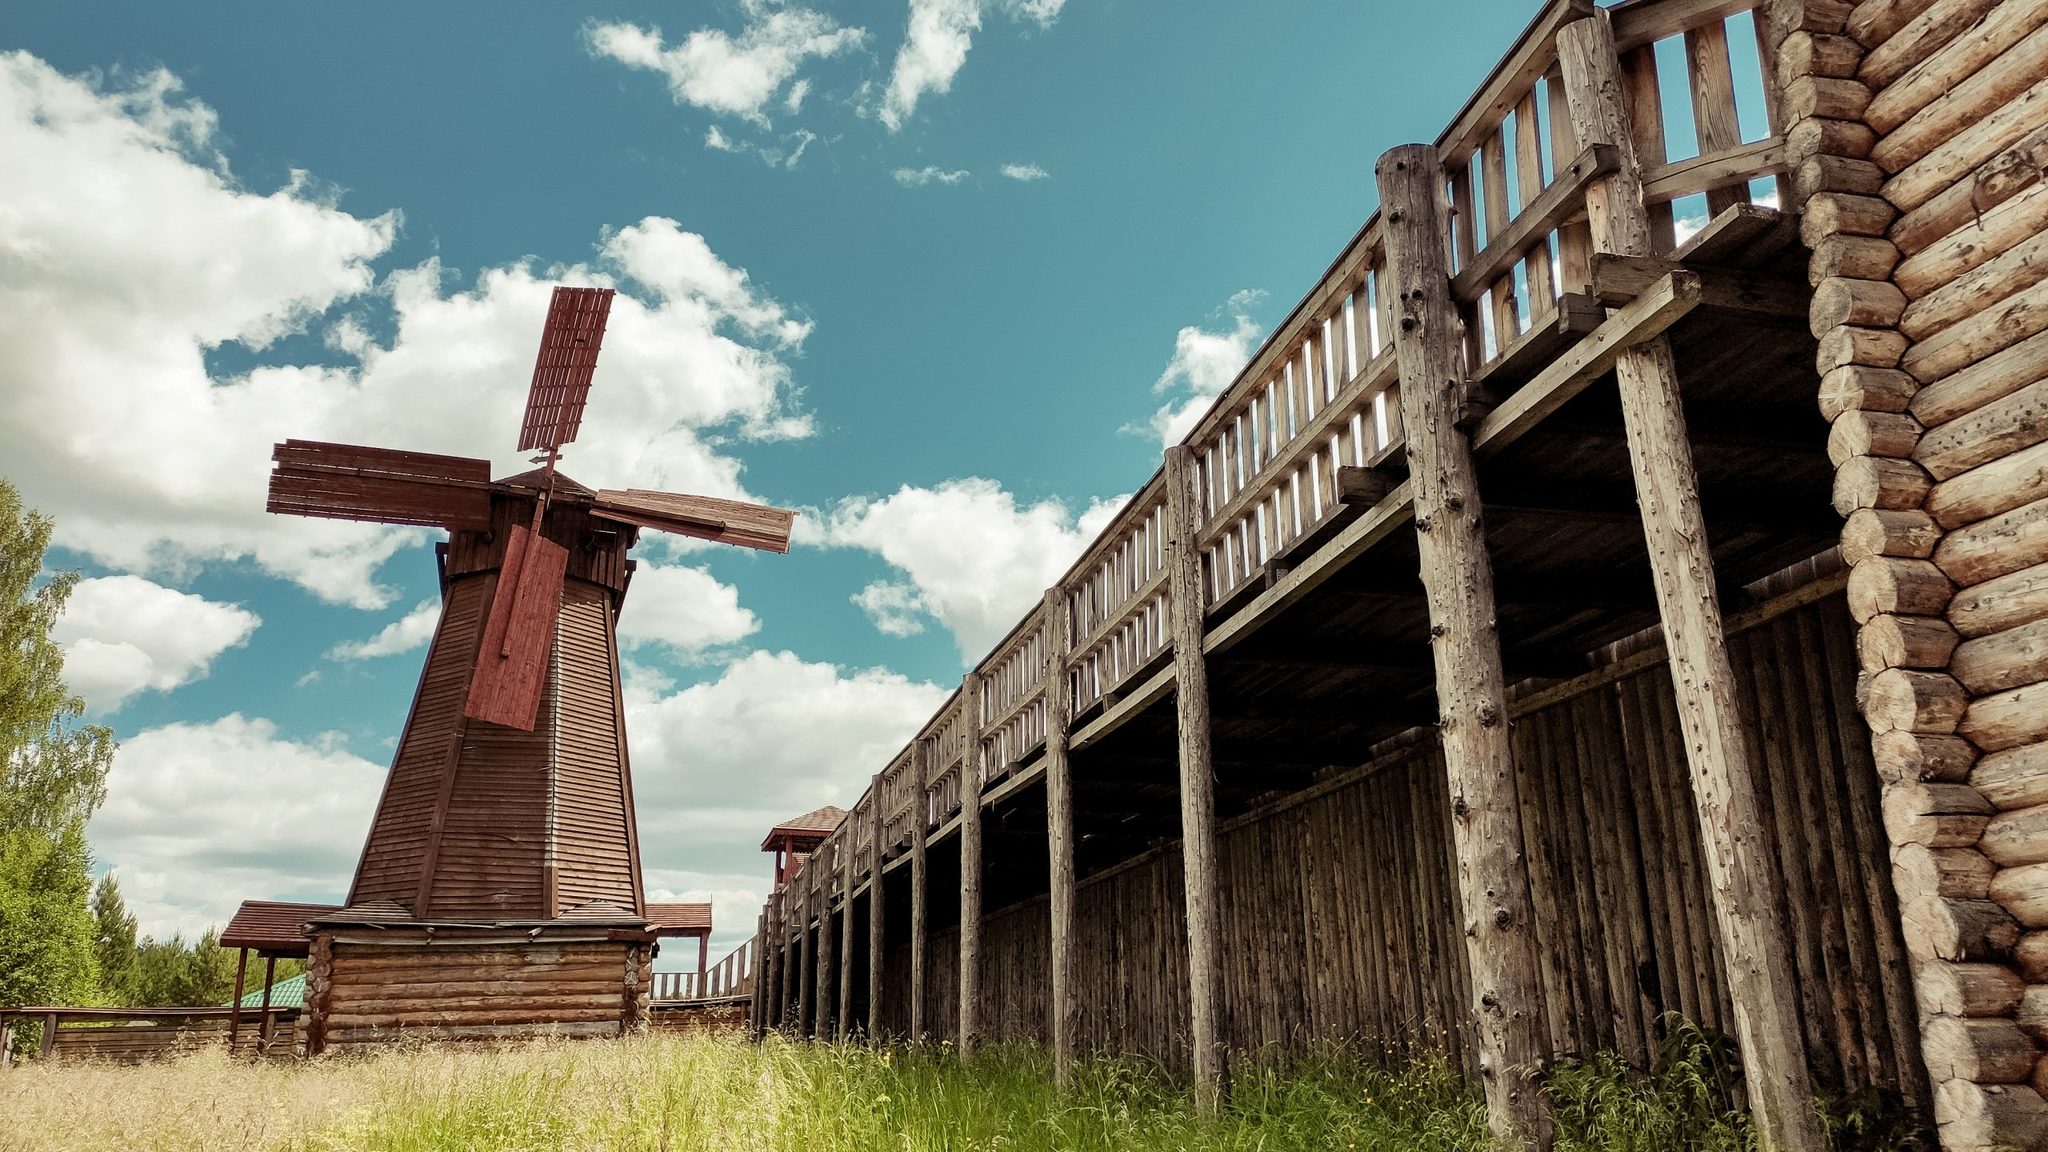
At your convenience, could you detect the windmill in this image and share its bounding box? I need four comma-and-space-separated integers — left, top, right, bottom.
266, 285, 794, 925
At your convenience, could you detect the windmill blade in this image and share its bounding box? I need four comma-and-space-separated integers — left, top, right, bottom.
267, 440, 493, 530
517, 286, 616, 454
590, 489, 794, 553
464, 523, 569, 731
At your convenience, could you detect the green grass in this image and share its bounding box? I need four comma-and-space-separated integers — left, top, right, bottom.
0, 1024, 1903, 1151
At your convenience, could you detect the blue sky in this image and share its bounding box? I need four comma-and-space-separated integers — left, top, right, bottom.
4, 0, 1563, 963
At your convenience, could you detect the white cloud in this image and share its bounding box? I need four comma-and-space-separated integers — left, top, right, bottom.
879, 0, 982, 131
783, 78, 811, 115
584, 7, 865, 127
628, 650, 947, 829
0, 53, 813, 611
1004, 0, 1067, 27
706, 123, 819, 169
820, 479, 1123, 657
999, 162, 1049, 181
326, 599, 437, 661
850, 580, 927, 636
51, 575, 259, 713
893, 165, 970, 186
1148, 289, 1267, 445
89, 714, 384, 936
617, 563, 760, 658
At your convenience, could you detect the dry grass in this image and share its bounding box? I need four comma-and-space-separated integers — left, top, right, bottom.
0, 1030, 1494, 1152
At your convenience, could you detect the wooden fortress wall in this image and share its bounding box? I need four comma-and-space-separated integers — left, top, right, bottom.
758, 2, 2048, 1149
1784, 0, 2048, 1144
861, 594, 1923, 1103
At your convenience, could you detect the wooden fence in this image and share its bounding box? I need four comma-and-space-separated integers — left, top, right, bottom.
0, 1006, 300, 1064
651, 936, 755, 1002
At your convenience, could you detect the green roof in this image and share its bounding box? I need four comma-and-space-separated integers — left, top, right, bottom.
231, 973, 306, 1010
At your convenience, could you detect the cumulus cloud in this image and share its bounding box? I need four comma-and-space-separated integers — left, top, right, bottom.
89, 714, 385, 936
1148, 289, 1267, 444
999, 162, 1049, 181
616, 563, 760, 658
820, 479, 1122, 656
584, 6, 864, 127
893, 165, 970, 186
879, 0, 982, 131
0, 52, 813, 611
326, 599, 437, 661
51, 575, 260, 713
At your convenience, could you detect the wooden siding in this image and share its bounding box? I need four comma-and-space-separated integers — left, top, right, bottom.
349, 574, 489, 907
552, 580, 638, 911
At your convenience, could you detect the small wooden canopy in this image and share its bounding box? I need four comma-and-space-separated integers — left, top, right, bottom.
643, 902, 712, 937
220, 900, 340, 958
760, 805, 846, 851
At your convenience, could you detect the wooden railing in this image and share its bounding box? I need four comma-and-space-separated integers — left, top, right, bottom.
0, 1006, 299, 1063
652, 935, 755, 1001
767, 0, 1788, 949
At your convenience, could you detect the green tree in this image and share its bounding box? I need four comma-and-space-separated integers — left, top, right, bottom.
128, 929, 240, 1006
0, 478, 116, 1015
92, 872, 138, 1002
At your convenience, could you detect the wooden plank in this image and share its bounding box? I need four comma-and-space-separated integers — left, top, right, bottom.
1671, 203, 1784, 264
463, 524, 567, 732
1590, 252, 1807, 316
1685, 15, 1749, 215
1641, 138, 1788, 205
1378, 142, 1553, 1151
1042, 587, 1079, 1087
1451, 144, 1622, 303
1163, 445, 1227, 1114
1472, 270, 1704, 455
1558, 13, 1825, 1152
1437, 0, 1600, 165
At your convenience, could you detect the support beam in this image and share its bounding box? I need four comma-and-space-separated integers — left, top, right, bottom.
958, 674, 985, 1057
867, 772, 885, 1043
838, 836, 854, 1042
1377, 143, 1553, 1151
796, 875, 813, 1038
752, 910, 768, 1040
813, 858, 832, 1040
1163, 445, 1228, 1115
257, 955, 277, 1052
909, 737, 930, 1043
1042, 586, 1079, 1089
1558, 12, 1823, 1152
228, 946, 248, 1053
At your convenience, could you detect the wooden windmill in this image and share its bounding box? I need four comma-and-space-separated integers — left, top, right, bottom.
267, 286, 794, 926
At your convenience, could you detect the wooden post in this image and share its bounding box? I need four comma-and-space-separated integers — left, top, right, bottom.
228, 946, 248, 1053
811, 858, 830, 1039
1376, 143, 1553, 1150
256, 955, 277, 1053
1042, 585, 1079, 1088
39, 1013, 54, 1059
1, 1014, 14, 1067
867, 772, 886, 1042
698, 932, 709, 980
838, 837, 855, 1041
958, 674, 986, 1058
910, 737, 931, 1043
779, 892, 797, 1035
751, 911, 768, 1039
1557, 13, 1823, 1152
1162, 445, 1227, 1115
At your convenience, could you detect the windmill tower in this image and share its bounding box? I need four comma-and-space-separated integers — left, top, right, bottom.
263, 287, 793, 1051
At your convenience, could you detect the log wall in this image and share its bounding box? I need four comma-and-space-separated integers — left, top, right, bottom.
881, 595, 1920, 1103
306, 938, 647, 1052
1782, 0, 2048, 1144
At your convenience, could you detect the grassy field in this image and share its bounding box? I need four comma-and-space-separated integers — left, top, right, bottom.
0, 1028, 1782, 1152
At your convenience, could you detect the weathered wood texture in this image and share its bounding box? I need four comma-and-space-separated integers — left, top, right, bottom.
870, 597, 1919, 1107
310, 940, 638, 1050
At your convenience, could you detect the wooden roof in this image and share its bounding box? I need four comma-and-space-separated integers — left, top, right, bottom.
643, 902, 712, 935
762, 805, 845, 848
220, 900, 339, 956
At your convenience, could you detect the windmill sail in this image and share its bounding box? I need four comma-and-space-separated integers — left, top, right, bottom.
518, 287, 614, 454
464, 523, 569, 731
267, 440, 493, 530
590, 489, 794, 553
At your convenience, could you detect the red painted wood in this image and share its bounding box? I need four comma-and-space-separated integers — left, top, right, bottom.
464, 524, 568, 731
518, 287, 614, 453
